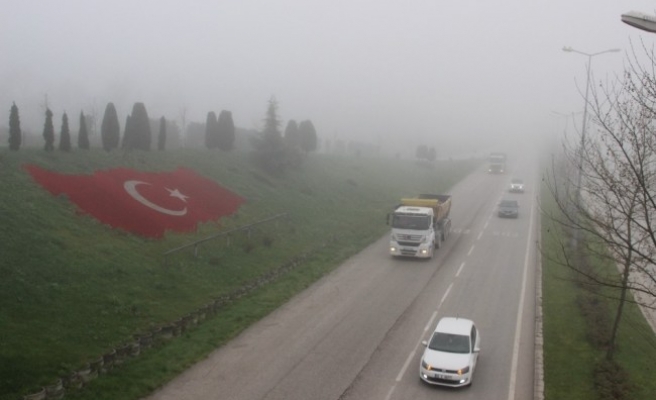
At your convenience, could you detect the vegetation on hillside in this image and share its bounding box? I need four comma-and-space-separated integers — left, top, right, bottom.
0, 148, 477, 399
541, 176, 656, 400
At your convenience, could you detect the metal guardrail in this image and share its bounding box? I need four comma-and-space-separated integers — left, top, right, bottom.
163, 213, 288, 257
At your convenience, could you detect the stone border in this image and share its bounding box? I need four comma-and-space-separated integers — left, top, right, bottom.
534, 230, 544, 400
23, 243, 330, 399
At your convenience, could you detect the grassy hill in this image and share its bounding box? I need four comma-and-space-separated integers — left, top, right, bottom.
0, 148, 480, 399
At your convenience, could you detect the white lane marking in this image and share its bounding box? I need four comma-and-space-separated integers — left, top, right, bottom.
394, 283, 453, 383
456, 261, 466, 277
467, 244, 475, 256
477, 231, 483, 240
440, 283, 453, 306
507, 194, 535, 400
423, 311, 438, 332
484, 221, 489, 230
384, 385, 396, 400
396, 349, 417, 382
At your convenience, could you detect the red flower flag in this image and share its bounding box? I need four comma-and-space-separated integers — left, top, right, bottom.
25, 165, 246, 238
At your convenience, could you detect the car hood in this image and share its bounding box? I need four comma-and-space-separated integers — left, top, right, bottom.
422, 349, 470, 370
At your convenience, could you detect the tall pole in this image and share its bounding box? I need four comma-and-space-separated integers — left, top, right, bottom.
574, 55, 592, 224
562, 46, 620, 245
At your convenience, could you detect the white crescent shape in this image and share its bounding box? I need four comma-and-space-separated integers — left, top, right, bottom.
123, 180, 188, 216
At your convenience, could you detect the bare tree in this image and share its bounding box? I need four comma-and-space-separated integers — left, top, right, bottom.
545, 41, 656, 360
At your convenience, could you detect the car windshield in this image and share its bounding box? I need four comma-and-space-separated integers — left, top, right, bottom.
392, 214, 431, 230
511, 179, 523, 184
500, 200, 518, 207
428, 332, 471, 354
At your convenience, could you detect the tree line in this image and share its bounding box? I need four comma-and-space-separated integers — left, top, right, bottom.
7, 97, 318, 173
545, 42, 656, 371
9, 101, 172, 152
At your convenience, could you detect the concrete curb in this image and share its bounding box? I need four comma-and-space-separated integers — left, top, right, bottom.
534, 234, 544, 400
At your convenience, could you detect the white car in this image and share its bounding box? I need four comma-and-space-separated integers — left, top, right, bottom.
419, 317, 480, 387
509, 178, 524, 193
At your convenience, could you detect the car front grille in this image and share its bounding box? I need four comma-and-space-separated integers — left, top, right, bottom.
424, 375, 461, 385
429, 367, 459, 374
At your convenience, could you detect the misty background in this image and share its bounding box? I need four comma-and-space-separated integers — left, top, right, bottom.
2, 0, 654, 157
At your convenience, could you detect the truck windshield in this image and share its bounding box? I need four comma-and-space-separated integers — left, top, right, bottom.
392, 214, 431, 230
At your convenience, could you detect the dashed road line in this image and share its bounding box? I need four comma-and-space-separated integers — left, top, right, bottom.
388, 282, 453, 399
456, 261, 466, 277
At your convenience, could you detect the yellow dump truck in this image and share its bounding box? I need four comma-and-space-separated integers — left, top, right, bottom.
388, 194, 452, 258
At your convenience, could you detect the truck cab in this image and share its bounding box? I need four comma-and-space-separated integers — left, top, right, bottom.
488, 152, 507, 174
389, 206, 437, 258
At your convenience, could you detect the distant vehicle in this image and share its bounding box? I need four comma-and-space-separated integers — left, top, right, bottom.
498, 199, 519, 218
419, 317, 481, 387
488, 152, 507, 174
509, 178, 525, 193
388, 194, 452, 258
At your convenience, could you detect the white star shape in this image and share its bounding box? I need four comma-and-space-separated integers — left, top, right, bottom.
166, 188, 190, 203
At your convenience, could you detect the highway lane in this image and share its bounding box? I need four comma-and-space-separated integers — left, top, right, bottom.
340, 156, 539, 400
144, 156, 540, 400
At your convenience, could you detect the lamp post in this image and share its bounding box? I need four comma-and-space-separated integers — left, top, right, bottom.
621, 11, 656, 33
562, 46, 620, 245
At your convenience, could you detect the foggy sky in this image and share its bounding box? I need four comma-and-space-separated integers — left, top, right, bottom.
2, 0, 654, 156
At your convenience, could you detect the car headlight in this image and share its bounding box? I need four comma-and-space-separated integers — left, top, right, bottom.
421, 359, 431, 370
457, 366, 470, 375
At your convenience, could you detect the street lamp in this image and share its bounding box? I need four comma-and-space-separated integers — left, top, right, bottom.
621, 10, 656, 33
562, 46, 621, 244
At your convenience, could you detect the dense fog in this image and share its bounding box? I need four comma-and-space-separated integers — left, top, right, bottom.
1, 0, 653, 157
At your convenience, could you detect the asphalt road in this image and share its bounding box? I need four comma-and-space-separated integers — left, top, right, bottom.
145, 157, 540, 400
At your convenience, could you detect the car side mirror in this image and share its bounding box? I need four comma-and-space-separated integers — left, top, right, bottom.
422, 340, 428, 347
474, 346, 480, 353
386, 213, 391, 225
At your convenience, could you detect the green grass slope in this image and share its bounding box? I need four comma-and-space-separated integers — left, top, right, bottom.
0, 148, 479, 399
541, 177, 656, 400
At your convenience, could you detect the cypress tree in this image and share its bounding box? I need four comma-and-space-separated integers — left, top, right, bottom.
101, 102, 120, 151
217, 110, 235, 151
284, 119, 300, 148
59, 112, 72, 152
122, 115, 132, 149
78, 111, 90, 150
158, 116, 166, 151
298, 120, 317, 153
8, 102, 21, 151
129, 102, 151, 150
43, 108, 55, 152
205, 111, 218, 149
250, 97, 287, 173
261, 96, 283, 150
